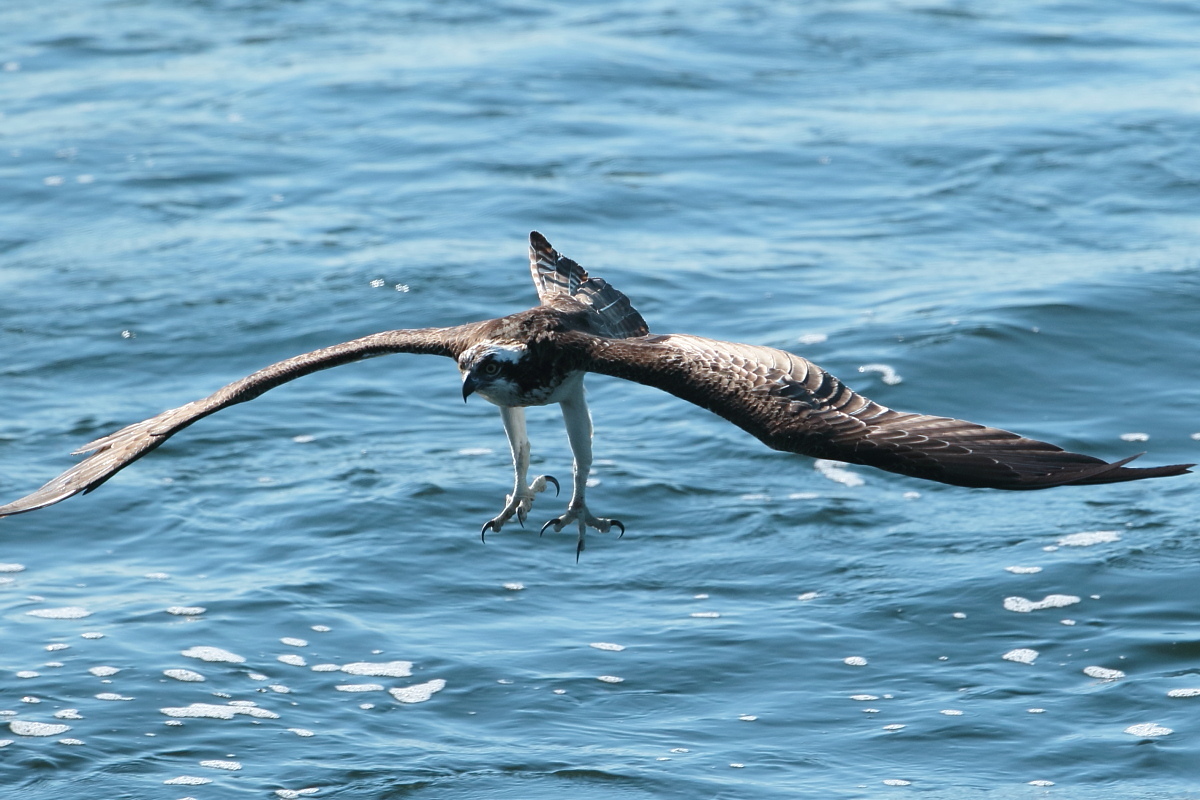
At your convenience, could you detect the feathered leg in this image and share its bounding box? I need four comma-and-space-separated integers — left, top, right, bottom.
540, 385, 623, 559
480, 406, 558, 538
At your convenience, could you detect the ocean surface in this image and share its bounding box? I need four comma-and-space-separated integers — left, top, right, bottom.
2, 2, 1199, 798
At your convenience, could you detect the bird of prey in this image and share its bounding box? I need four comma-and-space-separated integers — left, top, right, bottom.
0, 232, 1192, 557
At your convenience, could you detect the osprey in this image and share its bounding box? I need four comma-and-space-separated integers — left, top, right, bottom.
0, 233, 1192, 556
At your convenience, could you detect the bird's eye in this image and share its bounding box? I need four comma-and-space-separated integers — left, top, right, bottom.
482, 362, 501, 376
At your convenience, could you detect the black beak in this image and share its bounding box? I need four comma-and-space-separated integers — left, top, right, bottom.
461, 373, 478, 402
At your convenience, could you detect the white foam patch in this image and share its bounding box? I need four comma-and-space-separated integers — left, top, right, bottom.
1119, 432, 1149, 442
1003, 648, 1039, 665
814, 459, 864, 487
690, 611, 721, 618
278, 654, 307, 666
882, 724, 906, 731
26, 607, 90, 619
843, 656, 868, 667
850, 694, 879, 701
164, 669, 206, 682
1005, 566, 1042, 574
798, 332, 828, 345
288, 728, 315, 737
858, 363, 902, 385
340, 661, 412, 677
54, 709, 82, 720
59, 738, 84, 745
940, 709, 964, 716
335, 684, 383, 693
1167, 688, 1200, 698
80, 632, 103, 639
882, 779, 911, 785
311, 625, 331, 632
1083, 666, 1125, 681
311, 664, 340, 672
590, 642, 625, 652
200, 759, 242, 771
388, 679, 446, 703
45, 643, 69, 652
182, 646, 245, 663
503, 582, 524, 591
144, 572, 170, 580
16, 671, 38, 678
9, 720, 70, 737
166, 606, 206, 616
281, 637, 308, 647
1057, 530, 1120, 547
797, 592, 820, 601
95, 693, 132, 701
457, 447, 493, 456
160, 703, 279, 720
739, 715, 757, 721
1004, 594, 1080, 613
1029, 780, 1055, 787
269, 685, 290, 693
88, 666, 120, 677
164, 776, 212, 786
0, 563, 25, 572
1124, 723, 1172, 738
597, 675, 624, 684
276, 789, 321, 799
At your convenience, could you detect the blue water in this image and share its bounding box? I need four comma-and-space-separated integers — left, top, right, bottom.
2, 1, 1199, 797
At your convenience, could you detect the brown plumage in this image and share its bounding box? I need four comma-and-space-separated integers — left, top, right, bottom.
0, 232, 1191, 523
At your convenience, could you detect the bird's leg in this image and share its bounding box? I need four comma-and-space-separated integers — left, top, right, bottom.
539, 386, 623, 560
481, 405, 558, 539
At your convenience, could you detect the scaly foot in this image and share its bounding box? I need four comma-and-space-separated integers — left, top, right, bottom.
540, 503, 625, 561
480, 475, 559, 540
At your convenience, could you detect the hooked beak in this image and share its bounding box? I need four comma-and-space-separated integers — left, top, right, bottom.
461, 372, 478, 402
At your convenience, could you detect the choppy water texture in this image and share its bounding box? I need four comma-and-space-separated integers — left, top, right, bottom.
2, 2, 1200, 798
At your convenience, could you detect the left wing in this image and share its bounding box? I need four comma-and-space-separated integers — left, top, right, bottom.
561, 331, 1194, 489
0, 324, 486, 517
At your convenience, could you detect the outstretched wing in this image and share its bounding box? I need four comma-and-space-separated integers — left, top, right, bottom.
528, 231, 649, 339
564, 332, 1193, 489
0, 324, 487, 517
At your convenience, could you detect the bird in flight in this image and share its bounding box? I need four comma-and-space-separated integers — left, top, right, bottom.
0, 232, 1192, 557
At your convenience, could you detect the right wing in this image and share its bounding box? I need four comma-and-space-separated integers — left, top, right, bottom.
564, 331, 1193, 490
0, 324, 487, 517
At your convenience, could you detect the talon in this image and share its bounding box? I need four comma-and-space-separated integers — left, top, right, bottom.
545, 475, 560, 497
481, 520, 496, 542
611, 519, 625, 538
540, 517, 559, 537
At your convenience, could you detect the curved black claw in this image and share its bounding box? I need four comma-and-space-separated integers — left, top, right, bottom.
481, 520, 499, 543
545, 475, 561, 497
610, 519, 625, 538
539, 517, 558, 537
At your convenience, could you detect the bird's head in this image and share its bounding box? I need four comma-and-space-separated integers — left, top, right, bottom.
458, 343, 533, 406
